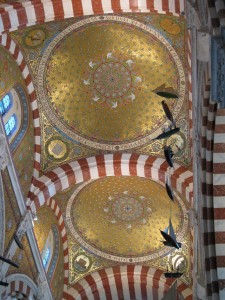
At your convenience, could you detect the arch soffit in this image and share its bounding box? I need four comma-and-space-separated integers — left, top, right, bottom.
68, 265, 192, 300
28, 154, 193, 212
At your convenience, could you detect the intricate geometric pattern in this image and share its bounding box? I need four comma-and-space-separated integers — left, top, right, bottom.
93, 62, 131, 99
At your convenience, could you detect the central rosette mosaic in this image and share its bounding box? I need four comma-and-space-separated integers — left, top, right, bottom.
83, 54, 141, 107
93, 62, 132, 98
104, 192, 151, 227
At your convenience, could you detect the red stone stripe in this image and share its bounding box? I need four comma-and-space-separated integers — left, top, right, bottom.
147, 0, 157, 12
111, 0, 122, 12
78, 158, 91, 181
71, 0, 83, 16
1, 11, 11, 32
52, 0, 64, 20
127, 265, 135, 299
174, 0, 180, 14
11, 2, 28, 27
96, 155, 106, 177
113, 265, 124, 299
32, 1, 45, 24
140, 266, 148, 299
98, 269, 112, 300
73, 282, 88, 299
63, 291, 77, 300
91, 0, 103, 14
144, 156, 157, 178
129, 0, 140, 12
61, 163, 76, 185
215, 231, 225, 244
84, 275, 100, 300
129, 153, 140, 176
162, 0, 169, 12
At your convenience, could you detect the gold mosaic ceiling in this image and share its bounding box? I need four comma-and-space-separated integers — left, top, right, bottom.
66, 177, 188, 261
36, 15, 187, 151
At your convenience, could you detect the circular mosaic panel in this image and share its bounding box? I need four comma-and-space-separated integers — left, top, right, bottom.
66, 177, 188, 263
37, 15, 186, 151
93, 62, 131, 98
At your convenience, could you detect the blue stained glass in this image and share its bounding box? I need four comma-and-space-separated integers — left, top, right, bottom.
0, 93, 12, 116
4, 114, 17, 137
0, 102, 4, 115
3, 94, 10, 110
43, 248, 50, 267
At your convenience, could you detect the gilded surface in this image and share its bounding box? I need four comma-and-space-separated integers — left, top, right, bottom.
33, 204, 64, 299
7, 234, 38, 281
10, 14, 190, 171
0, 46, 25, 99
54, 178, 191, 285
13, 103, 34, 198
67, 177, 186, 258
2, 169, 20, 253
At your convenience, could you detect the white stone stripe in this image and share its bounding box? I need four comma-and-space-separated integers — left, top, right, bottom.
215, 244, 225, 256
154, 0, 163, 13
81, 0, 93, 15
9, 39, 16, 54
90, 273, 106, 300
213, 152, 225, 163
69, 161, 84, 182
101, 0, 113, 13
41, 0, 54, 22
137, 155, 148, 177
137, 0, 148, 12
134, 266, 142, 299
215, 220, 225, 231
121, 153, 131, 175
8, 9, 19, 29
214, 133, 225, 143
104, 154, 114, 176
62, 0, 73, 18
215, 116, 225, 124
121, 269, 130, 300
213, 196, 225, 208
120, 0, 132, 12
80, 279, 95, 300
22, 1, 36, 25
105, 268, 118, 300
86, 156, 98, 179
214, 173, 225, 185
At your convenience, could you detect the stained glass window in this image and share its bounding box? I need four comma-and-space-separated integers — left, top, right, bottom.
43, 248, 50, 267
4, 114, 17, 137
0, 94, 12, 116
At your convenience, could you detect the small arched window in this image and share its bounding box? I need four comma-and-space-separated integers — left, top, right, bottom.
4, 114, 17, 137
41, 225, 60, 282
0, 84, 29, 150
0, 93, 12, 116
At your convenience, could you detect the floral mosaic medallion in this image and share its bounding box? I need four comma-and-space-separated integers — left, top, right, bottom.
84, 55, 141, 107
66, 177, 189, 263
73, 253, 92, 274
104, 191, 152, 228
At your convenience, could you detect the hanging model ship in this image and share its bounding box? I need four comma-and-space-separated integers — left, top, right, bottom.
160, 219, 181, 250
164, 266, 183, 278
152, 83, 179, 99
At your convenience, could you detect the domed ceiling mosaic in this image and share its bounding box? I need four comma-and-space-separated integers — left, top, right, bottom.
9, 12, 192, 289
10, 13, 190, 171
58, 176, 190, 285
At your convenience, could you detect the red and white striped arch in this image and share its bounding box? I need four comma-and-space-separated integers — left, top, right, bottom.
0, 34, 41, 178
27, 154, 193, 212
64, 265, 192, 300
45, 197, 70, 294
1, 274, 37, 300
0, 0, 185, 34
213, 108, 225, 299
